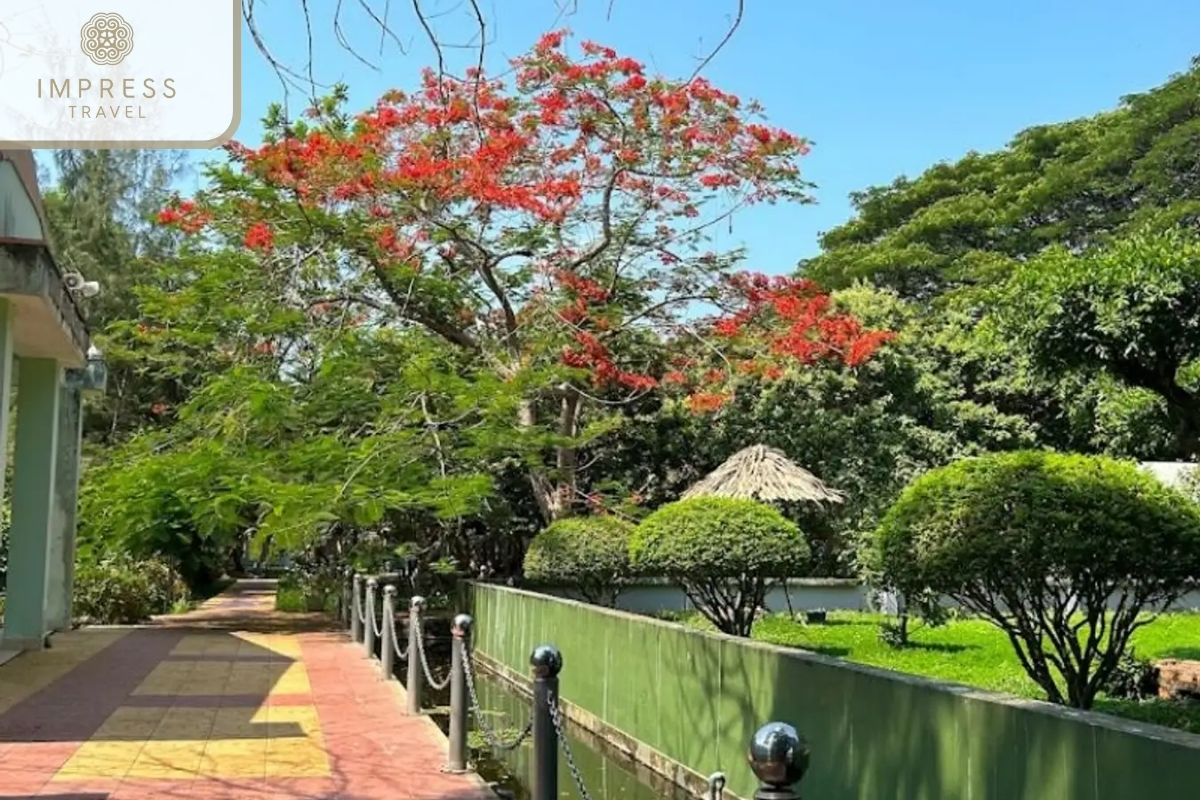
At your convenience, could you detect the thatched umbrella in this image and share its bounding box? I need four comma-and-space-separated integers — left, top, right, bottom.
682, 444, 844, 619
681, 444, 845, 504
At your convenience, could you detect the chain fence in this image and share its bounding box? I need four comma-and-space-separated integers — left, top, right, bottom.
366, 586, 384, 641
413, 610, 452, 691
345, 574, 776, 800
384, 605, 410, 661
462, 639, 533, 753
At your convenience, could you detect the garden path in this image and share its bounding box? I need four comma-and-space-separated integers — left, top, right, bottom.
0, 580, 489, 800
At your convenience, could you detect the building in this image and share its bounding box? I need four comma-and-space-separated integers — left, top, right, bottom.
0, 149, 105, 655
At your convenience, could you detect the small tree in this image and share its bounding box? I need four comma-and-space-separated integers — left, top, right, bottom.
869, 450, 1200, 709
523, 516, 635, 607
630, 497, 808, 636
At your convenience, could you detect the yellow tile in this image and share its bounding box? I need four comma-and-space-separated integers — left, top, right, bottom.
133, 662, 196, 695
269, 663, 312, 694
199, 740, 266, 779
92, 706, 170, 740
0, 630, 128, 715
265, 705, 322, 737
128, 741, 205, 778
204, 738, 269, 759
211, 707, 270, 738
171, 635, 242, 657
151, 707, 218, 740
54, 761, 132, 779
55, 741, 143, 779
236, 633, 303, 659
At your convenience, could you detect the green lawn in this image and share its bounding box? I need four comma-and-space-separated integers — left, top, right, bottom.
676, 610, 1200, 734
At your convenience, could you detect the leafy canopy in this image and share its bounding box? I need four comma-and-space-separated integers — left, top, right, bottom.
523, 515, 634, 606
870, 450, 1200, 708
631, 497, 808, 636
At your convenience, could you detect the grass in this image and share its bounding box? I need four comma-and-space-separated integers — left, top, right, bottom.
672, 610, 1200, 734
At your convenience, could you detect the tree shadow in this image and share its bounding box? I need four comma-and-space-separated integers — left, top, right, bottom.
0, 583, 305, 744
1160, 646, 1200, 661
797, 644, 851, 658
900, 641, 972, 654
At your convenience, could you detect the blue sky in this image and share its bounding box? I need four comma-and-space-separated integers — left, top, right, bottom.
213, 0, 1200, 272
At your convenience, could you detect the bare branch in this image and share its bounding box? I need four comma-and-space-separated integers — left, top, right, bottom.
687, 0, 745, 83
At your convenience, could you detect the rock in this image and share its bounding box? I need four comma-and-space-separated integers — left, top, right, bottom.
1155, 659, 1200, 700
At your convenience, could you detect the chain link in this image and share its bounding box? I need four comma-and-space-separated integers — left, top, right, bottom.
549, 693, 725, 800
367, 589, 384, 639
355, 585, 368, 625
414, 612, 452, 690
461, 642, 533, 752
549, 694, 596, 800
385, 607, 410, 661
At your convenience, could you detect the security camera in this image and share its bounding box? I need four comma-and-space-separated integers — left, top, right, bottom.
63, 271, 101, 298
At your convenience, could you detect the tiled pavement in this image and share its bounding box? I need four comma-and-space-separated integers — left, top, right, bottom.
0, 581, 490, 800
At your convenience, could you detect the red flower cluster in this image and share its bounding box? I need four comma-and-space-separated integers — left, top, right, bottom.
156, 199, 211, 234
718, 272, 895, 365
151, 31, 891, 415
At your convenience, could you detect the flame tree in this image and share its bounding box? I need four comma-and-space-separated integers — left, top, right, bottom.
158, 32, 893, 522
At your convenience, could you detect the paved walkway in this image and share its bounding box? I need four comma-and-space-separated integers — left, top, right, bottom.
0, 580, 490, 800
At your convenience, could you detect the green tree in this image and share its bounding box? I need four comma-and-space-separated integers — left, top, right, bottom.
630, 497, 809, 636
1001, 227, 1200, 457
801, 57, 1200, 299
157, 36, 889, 525
523, 516, 634, 606
39, 149, 191, 445
869, 451, 1200, 709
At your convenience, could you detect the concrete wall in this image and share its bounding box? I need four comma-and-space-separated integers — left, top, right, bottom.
468, 583, 1200, 800
540, 579, 1200, 616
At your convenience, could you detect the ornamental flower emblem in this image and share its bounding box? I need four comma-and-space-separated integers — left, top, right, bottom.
80, 12, 134, 66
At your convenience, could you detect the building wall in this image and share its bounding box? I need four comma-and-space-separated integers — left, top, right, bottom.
540, 579, 1200, 616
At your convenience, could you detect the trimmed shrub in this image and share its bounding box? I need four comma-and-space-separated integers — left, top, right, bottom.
630, 497, 809, 636
73, 555, 189, 624
869, 450, 1200, 709
523, 516, 635, 607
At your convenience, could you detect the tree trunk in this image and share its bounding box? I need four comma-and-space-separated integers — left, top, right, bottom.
518, 386, 583, 525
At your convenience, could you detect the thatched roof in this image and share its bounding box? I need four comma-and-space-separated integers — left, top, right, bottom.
681, 445, 845, 505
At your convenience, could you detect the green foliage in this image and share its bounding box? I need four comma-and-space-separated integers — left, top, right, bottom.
1101, 649, 1161, 702
631, 497, 808, 636
523, 516, 634, 607
0, 501, 10, 592
870, 451, 1200, 708
1001, 227, 1200, 456
798, 60, 1200, 461
73, 555, 189, 624
803, 60, 1200, 298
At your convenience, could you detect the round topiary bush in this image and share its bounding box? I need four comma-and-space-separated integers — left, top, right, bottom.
630, 497, 809, 635
868, 450, 1200, 709
523, 516, 635, 607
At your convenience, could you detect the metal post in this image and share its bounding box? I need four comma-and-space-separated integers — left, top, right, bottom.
364, 577, 378, 658
350, 573, 363, 643
747, 722, 809, 800
530, 644, 563, 800
405, 595, 425, 714
381, 586, 397, 680
446, 613, 472, 772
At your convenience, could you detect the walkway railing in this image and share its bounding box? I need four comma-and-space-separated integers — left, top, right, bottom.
342, 572, 810, 800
